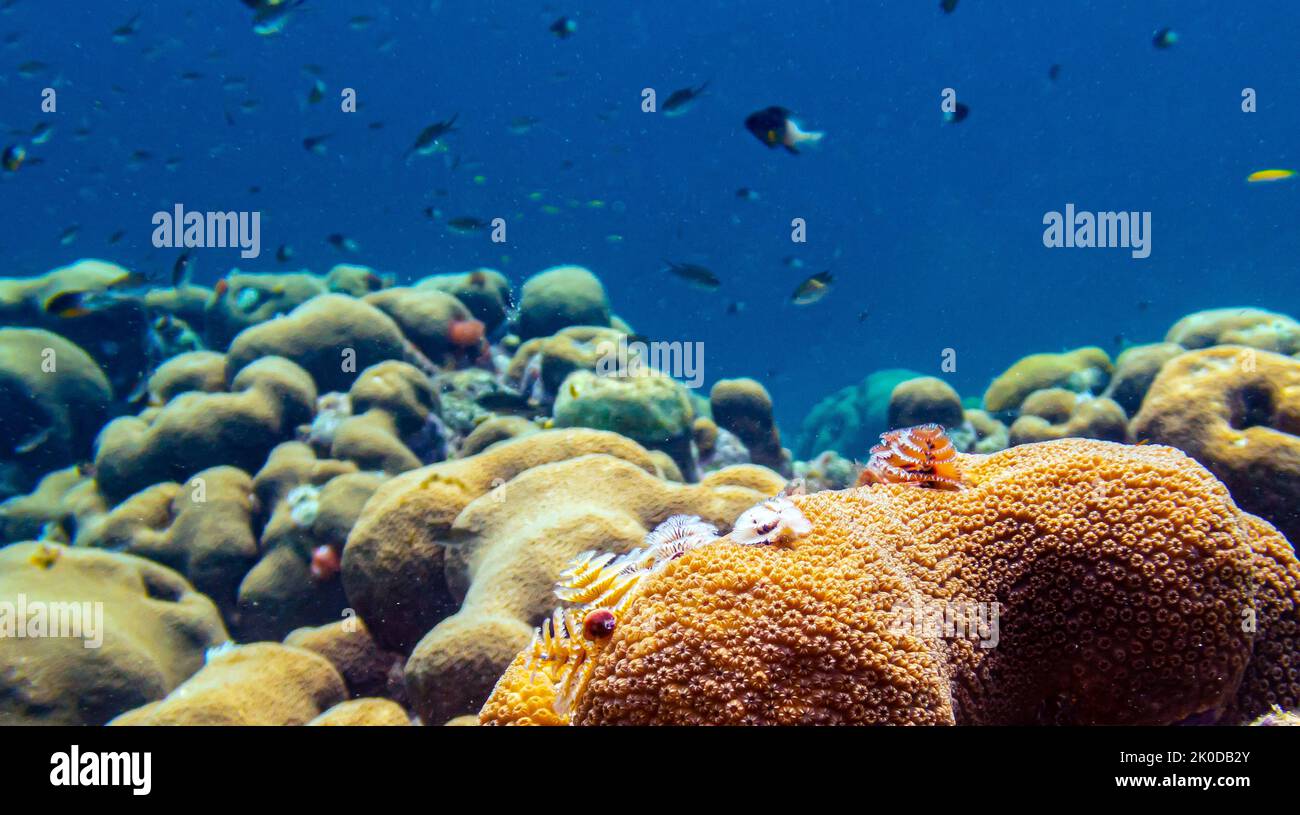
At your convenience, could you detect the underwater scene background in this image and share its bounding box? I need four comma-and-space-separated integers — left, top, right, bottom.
0, 0, 1298, 727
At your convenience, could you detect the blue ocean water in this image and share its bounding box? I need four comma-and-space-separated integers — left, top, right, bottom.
2, 0, 1298, 433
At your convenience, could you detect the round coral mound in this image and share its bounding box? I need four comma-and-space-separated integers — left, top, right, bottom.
482, 438, 1299, 725
1131, 345, 1300, 546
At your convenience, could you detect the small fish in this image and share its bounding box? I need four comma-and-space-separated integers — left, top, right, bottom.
30, 121, 53, 144
28, 542, 61, 570
17, 60, 50, 78
2, 142, 26, 171
1152, 28, 1178, 49
172, 250, 195, 288
327, 233, 360, 253
475, 390, 536, 415
726, 300, 746, 315
1246, 169, 1295, 184
508, 115, 541, 134
744, 106, 824, 154
211, 278, 229, 303
302, 133, 332, 155
791, 271, 834, 305
1048, 64, 1062, 81
310, 544, 340, 581
276, 243, 295, 263
405, 115, 458, 159
1136, 300, 1151, 312
662, 81, 709, 117
943, 102, 970, 124
940, 0, 958, 13
735, 187, 760, 201
108, 229, 126, 244
857, 309, 870, 323
59, 224, 79, 246
664, 261, 721, 291
549, 16, 577, 38
251, 0, 306, 36
112, 12, 142, 42
368, 121, 385, 130
179, 70, 204, 83
782, 255, 804, 269
446, 216, 489, 234
349, 15, 375, 30
44, 290, 99, 318
306, 78, 326, 105
14, 425, 52, 455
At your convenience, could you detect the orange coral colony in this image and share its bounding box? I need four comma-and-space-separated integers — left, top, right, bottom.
857, 423, 962, 489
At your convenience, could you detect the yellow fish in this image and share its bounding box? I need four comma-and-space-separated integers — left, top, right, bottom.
1246, 169, 1295, 183
29, 543, 62, 570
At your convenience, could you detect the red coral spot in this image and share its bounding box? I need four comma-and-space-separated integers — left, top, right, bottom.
449, 317, 486, 348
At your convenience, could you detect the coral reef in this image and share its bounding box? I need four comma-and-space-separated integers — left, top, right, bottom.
308, 698, 411, 726
1008, 389, 1129, 445
516, 265, 611, 340
0, 328, 112, 499
552, 369, 697, 477
1102, 342, 1184, 416
887, 376, 964, 430
1131, 345, 1300, 545
0, 259, 150, 398
709, 378, 790, 474
225, 294, 411, 393
404, 453, 786, 723
417, 268, 512, 335
110, 642, 347, 725
983, 347, 1113, 414
204, 271, 327, 348
794, 368, 922, 459
93, 356, 316, 503
342, 429, 665, 651
0, 544, 227, 725
1166, 307, 1300, 355
484, 439, 1299, 725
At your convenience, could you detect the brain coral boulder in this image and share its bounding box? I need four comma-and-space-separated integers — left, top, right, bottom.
226, 294, 412, 393
363, 287, 476, 365
406, 454, 787, 724
0, 544, 228, 725
110, 643, 346, 725
204, 271, 328, 348
417, 268, 512, 335
1166, 307, 1300, 355
1131, 346, 1300, 545
984, 347, 1112, 415
1103, 342, 1184, 416
517, 265, 610, 340
710, 378, 789, 474
93, 356, 316, 503
887, 376, 965, 430
0, 328, 111, 499
553, 370, 696, 477
483, 439, 1299, 725
1008, 390, 1129, 445
342, 429, 665, 651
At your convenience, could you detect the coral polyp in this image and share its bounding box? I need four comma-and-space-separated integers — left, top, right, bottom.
858, 423, 963, 490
